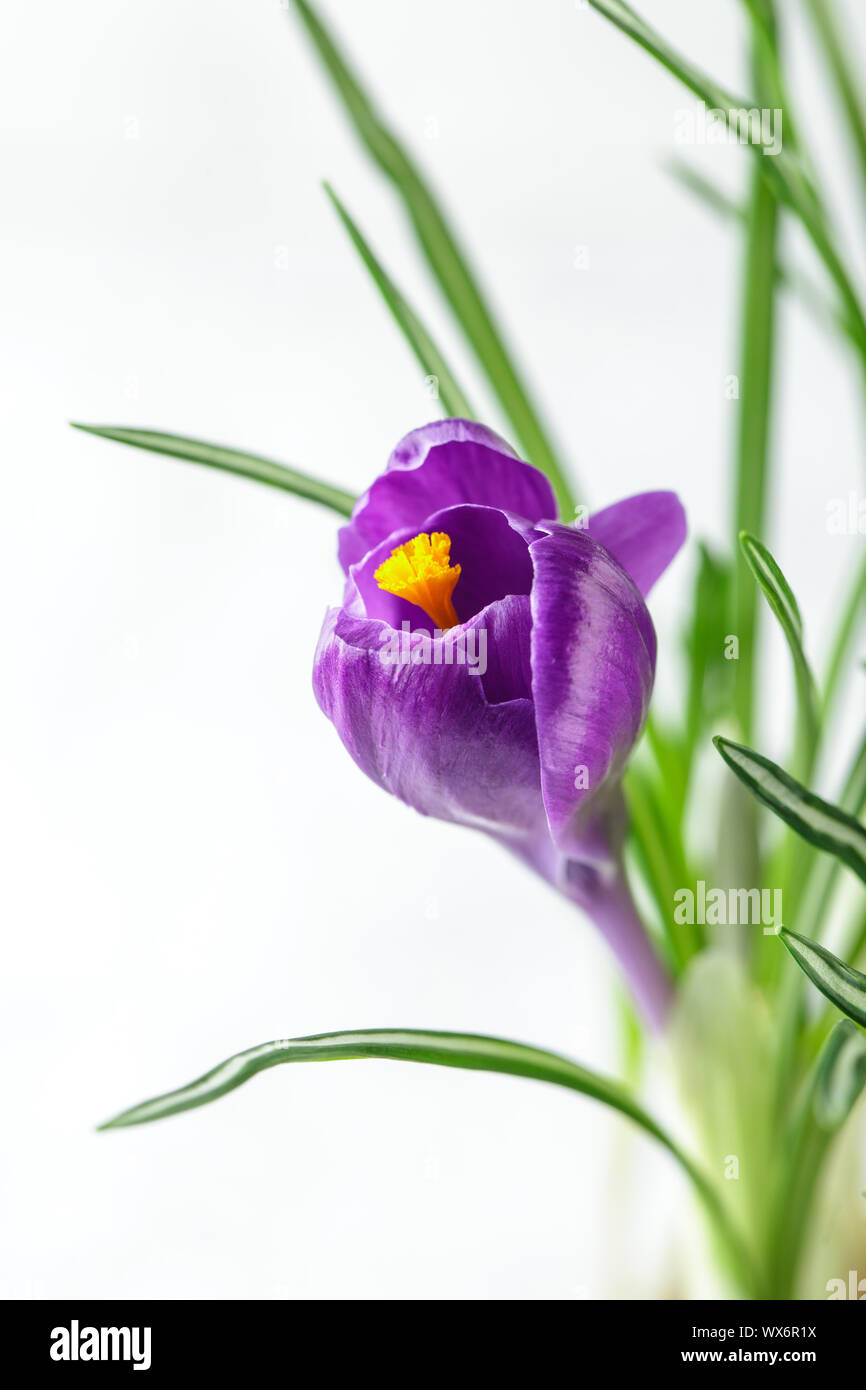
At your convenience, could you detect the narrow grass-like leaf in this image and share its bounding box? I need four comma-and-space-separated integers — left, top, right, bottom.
624, 764, 702, 972
823, 549, 866, 719
587, 0, 866, 359
731, 25, 779, 748
323, 183, 473, 419
100, 1027, 666, 1131
740, 530, 804, 642
713, 736, 866, 887
290, 0, 576, 517
804, 0, 866, 209
99, 1025, 759, 1292
683, 543, 732, 781
70, 425, 356, 517
667, 160, 847, 339
780, 930, 866, 1029
739, 532, 819, 771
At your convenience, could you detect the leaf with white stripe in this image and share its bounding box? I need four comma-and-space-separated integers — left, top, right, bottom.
713, 737, 866, 886
780, 930, 866, 1029
97, 1026, 760, 1291
739, 532, 819, 770
812, 1020, 866, 1130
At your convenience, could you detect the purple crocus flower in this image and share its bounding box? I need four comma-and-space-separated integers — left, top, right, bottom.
313, 420, 685, 1026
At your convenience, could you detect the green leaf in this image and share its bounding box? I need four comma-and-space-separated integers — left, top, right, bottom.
323, 183, 474, 419
812, 1019, 866, 1130
739, 530, 804, 642
586, 1, 866, 359
730, 13, 780, 748
100, 1027, 665, 1131
671, 953, 775, 1237
780, 929, 866, 1029
769, 1018, 866, 1296
99, 1025, 759, 1291
290, 0, 577, 518
713, 736, 866, 887
738, 532, 819, 772
70, 425, 356, 518
667, 160, 848, 340
624, 764, 701, 973
789, 717, 866, 958
804, 0, 866, 211
823, 548, 866, 719
683, 543, 732, 770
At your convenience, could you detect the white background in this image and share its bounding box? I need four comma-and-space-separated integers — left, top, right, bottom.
2, 0, 865, 1299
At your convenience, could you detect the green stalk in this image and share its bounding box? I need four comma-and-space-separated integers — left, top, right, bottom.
724, 11, 780, 913
732, 108, 779, 742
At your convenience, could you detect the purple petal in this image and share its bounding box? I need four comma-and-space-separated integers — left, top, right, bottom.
338, 419, 557, 571
349, 503, 534, 631
313, 602, 543, 836
477, 594, 533, 704
386, 419, 519, 471
586, 491, 686, 597
528, 524, 656, 859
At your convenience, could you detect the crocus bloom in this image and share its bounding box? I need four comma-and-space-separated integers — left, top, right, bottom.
313, 420, 685, 1026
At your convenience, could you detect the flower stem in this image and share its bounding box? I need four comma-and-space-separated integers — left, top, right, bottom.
504, 837, 674, 1031
562, 862, 675, 1032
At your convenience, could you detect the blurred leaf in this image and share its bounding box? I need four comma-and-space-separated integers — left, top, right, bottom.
290, 0, 577, 516
624, 766, 697, 973
671, 953, 774, 1244
823, 549, 866, 719
769, 717, 866, 1116
804, 0, 866, 208
683, 543, 732, 768
99, 1024, 759, 1290
587, 0, 866, 358
713, 736, 866, 887
324, 183, 474, 419
812, 1019, 866, 1130
770, 1018, 866, 1296
791, 718, 866, 959
781, 930, 866, 1030
669, 159, 844, 338
739, 532, 819, 773
70, 425, 356, 517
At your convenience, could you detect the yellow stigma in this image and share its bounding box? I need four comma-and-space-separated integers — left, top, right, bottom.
374, 531, 461, 629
